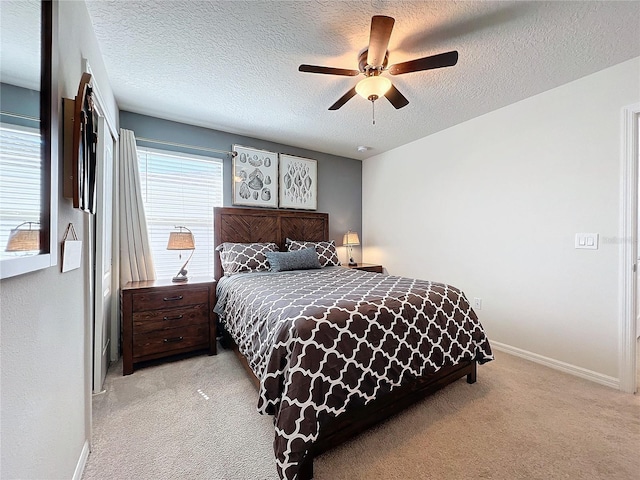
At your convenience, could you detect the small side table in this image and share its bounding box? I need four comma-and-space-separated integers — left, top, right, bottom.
120, 277, 216, 375
345, 263, 383, 273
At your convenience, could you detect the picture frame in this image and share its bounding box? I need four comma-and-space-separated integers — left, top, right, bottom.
279, 154, 318, 210
232, 145, 278, 208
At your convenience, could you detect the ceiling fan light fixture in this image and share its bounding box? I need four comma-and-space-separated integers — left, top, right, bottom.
355, 75, 391, 101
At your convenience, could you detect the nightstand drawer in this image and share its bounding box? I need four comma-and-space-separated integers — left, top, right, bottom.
133, 324, 209, 358
132, 287, 209, 312
132, 304, 208, 334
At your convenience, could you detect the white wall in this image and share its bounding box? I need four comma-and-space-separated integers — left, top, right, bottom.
0, 1, 117, 478
363, 57, 640, 382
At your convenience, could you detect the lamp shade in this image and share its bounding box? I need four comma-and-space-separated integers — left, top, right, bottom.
5, 222, 40, 252
355, 76, 392, 100
167, 228, 195, 250
343, 231, 360, 246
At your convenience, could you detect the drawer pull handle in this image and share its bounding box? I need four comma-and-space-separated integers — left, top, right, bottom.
163, 336, 184, 343
163, 295, 183, 302
163, 314, 184, 321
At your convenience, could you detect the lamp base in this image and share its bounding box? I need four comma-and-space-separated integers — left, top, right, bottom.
172, 275, 189, 283
348, 258, 357, 267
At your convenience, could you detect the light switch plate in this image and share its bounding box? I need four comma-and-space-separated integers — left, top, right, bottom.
575, 233, 599, 250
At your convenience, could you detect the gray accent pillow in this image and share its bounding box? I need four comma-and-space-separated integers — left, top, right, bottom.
266, 248, 321, 273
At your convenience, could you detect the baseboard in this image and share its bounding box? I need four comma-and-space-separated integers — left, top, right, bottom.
490, 340, 620, 390
73, 440, 90, 480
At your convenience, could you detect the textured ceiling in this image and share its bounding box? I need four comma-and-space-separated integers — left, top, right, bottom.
0, 0, 40, 91
85, 1, 640, 160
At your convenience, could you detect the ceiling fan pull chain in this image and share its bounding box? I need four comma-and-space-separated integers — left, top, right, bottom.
372, 98, 376, 125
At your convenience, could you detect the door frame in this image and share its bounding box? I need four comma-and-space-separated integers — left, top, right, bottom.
619, 102, 639, 394
82, 58, 119, 390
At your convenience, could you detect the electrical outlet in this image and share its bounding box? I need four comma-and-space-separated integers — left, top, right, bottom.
473, 297, 482, 310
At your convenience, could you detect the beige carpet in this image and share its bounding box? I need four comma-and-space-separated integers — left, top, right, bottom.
83, 346, 640, 480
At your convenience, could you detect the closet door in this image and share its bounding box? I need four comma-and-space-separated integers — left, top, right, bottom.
93, 114, 114, 393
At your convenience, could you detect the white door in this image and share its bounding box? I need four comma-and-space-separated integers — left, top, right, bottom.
93, 115, 114, 393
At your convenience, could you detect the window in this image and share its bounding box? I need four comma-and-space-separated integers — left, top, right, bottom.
137, 146, 223, 279
0, 123, 41, 259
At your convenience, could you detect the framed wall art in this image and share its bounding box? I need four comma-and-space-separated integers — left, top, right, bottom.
279, 154, 317, 210
232, 145, 278, 208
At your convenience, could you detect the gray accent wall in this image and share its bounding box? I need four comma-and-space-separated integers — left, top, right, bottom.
120, 111, 363, 262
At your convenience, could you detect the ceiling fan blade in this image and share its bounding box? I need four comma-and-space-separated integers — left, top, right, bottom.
388, 50, 459, 76
328, 87, 357, 110
367, 15, 395, 67
384, 84, 409, 109
299, 64, 360, 76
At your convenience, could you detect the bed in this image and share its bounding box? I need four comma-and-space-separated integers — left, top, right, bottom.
213, 207, 493, 480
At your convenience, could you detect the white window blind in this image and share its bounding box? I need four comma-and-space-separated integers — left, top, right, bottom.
0, 123, 41, 259
137, 146, 223, 279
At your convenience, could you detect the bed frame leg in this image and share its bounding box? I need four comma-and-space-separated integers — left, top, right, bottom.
298, 454, 314, 480
466, 362, 477, 384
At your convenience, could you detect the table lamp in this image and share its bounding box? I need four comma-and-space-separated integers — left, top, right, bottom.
342, 230, 360, 266
167, 226, 195, 282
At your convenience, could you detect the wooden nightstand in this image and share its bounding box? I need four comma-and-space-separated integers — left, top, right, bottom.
345, 263, 383, 273
121, 277, 216, 375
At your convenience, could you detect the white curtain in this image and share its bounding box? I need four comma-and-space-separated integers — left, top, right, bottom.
118, 129, 156, 284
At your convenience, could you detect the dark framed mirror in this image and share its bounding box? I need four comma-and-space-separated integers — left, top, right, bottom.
0, 0, 58, 279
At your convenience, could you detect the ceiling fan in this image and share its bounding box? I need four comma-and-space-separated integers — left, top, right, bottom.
299, 15, 459, 116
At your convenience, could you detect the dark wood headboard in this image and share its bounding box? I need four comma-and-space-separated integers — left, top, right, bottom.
213, 207, 329, 281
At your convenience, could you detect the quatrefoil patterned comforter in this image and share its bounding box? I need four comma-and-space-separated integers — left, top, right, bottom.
215, 267, 493, 480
